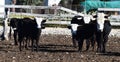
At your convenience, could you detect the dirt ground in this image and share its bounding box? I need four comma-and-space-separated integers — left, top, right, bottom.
0, 34, 119, 62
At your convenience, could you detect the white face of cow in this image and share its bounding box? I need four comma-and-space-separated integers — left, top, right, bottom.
35, 17, 45, 28
71, 17, 82, 34
83, 16, 91, 24
71, 24, 79, 34
97, 12, 106, 32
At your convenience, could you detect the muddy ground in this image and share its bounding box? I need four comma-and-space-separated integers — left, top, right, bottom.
0, 34, 119, 62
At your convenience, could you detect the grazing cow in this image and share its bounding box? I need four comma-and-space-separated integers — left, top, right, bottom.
95, 12, 111, 53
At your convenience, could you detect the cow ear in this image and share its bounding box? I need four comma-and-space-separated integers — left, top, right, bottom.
67, 25, 71, 29
104, 14, 110, 18
41, 19, 47, 29
41, 26, 45, 29
42, 19, 46, 23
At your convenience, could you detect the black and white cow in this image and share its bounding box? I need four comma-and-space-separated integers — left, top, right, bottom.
17, 17, 46, 51
68, 15, 95, 51
9, 17, 46, 51
95, 12, 111, 53
68, 15, 85, 47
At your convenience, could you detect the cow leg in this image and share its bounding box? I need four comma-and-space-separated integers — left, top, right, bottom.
31, 39, 34, 51
102, 26, 111, 53
78, 38, 84, 52
18, 34, 24, 51
19, 38, 23, 51
72, 36, 77, 48
91, 40, 95, 51
96, 40, 101, 53
96, 32, 102, 53
86, 36, 95, 51
25, 38, 29, 50
102, 41, 106, 53
102, 35, 108, 53
86, 39, 90, 51
90, 36, 95, 51
35, 39, 39, 51
14, 30, 18, 45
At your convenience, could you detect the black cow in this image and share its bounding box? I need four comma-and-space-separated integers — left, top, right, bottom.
76, 20, 96, 51
9, 18, 20, 45
18, 17, 46, 51
9, 17, 46, 51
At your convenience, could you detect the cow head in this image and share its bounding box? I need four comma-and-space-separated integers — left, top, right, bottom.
92, 12, 109, 32
97, 12, 109, 32
35, 17, 46, 29
68, 15, 86, 35
10, 18, 20, 30
68, 15, 85, 29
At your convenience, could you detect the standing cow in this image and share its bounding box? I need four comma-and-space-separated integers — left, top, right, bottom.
76, 20, 96, 52
69, 15, 85, 48
9, 18, 21, 45
76, 12, 111, 53
69, 12, 111, 53
68, 15, 95, 51
95, 12, 111, 53
17, 17, 46, 51
9, 17, 46, 51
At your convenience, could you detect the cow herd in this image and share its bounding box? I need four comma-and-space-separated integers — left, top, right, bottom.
1, 12, 111, 53
68, 12, 111, 53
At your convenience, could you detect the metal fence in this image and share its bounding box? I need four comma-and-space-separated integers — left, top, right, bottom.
0, 5, 120, 26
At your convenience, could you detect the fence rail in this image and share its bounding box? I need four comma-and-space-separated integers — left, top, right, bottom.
0, 5, 120, 26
